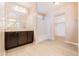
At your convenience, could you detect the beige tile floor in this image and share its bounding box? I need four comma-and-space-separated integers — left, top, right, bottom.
5, 39, 78, 56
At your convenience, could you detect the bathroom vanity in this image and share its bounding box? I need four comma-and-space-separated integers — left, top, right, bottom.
5, 31, 34, 50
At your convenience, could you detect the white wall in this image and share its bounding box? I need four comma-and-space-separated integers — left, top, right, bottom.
0, 2, 5, 56
52, 3, 78, 43
0, 31, 5, 56
0, 32, 2, 55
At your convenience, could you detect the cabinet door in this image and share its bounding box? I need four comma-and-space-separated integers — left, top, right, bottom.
27, 31, 34, 43
5, 32, 18, 50
18, 31, 28, 45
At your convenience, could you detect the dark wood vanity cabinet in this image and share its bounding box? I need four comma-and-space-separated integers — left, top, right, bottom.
5, 31, 34, 50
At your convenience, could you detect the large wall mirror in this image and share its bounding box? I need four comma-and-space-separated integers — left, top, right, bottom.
5, 2, 29, 31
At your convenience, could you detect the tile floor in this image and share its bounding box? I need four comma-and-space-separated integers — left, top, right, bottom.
5, 39, 78, 56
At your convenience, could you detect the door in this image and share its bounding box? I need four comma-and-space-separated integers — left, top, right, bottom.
5, 32, 18, 50
27, 31, 34, 43
18, 31, 28, 45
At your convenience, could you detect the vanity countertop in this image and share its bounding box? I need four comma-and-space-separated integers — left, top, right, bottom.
5, 29, 34, 32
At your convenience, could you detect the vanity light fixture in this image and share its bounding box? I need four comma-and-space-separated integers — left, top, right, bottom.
7, 19, 16, 22
13, 5, 28, 14
54, 2, 60, 5
5, 19, 16, 27
0, 17, 5, 28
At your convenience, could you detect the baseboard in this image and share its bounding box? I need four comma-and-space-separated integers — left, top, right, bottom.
64, 41, 78, 46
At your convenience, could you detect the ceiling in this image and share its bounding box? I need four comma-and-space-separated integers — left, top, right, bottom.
37, 2, 54, 14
